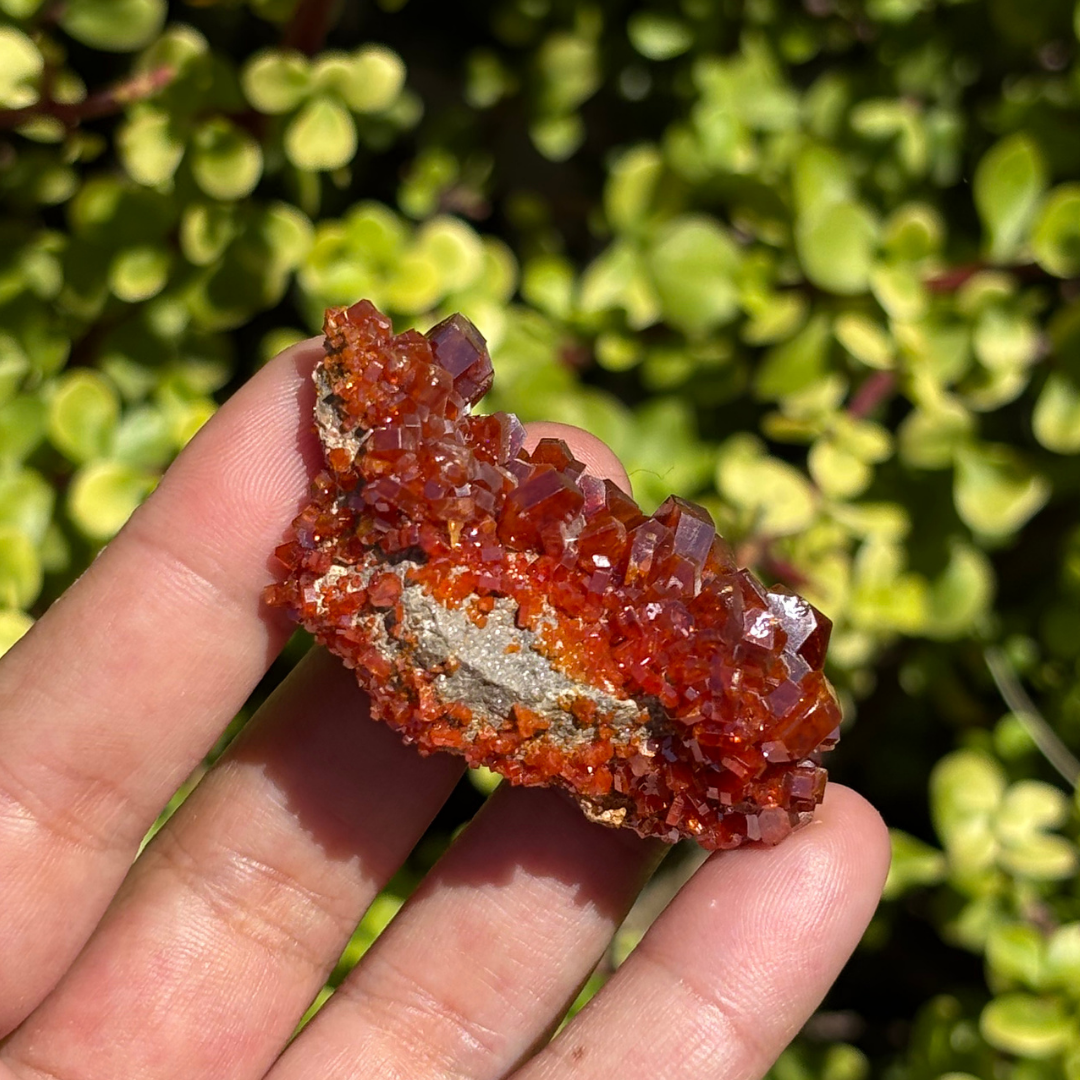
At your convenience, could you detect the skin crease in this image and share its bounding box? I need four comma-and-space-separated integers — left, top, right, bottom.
0, 336, 890, 1080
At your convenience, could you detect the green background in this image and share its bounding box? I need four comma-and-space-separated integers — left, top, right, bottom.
4, 0, 1080, 1074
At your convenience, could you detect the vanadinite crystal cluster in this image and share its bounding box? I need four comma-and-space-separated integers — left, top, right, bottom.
266, 300, 842, 849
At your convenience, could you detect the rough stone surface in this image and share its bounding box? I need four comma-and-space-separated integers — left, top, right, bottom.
265, 300, 842, 849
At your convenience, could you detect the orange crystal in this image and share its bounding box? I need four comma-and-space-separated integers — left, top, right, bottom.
265, 300, 841, 849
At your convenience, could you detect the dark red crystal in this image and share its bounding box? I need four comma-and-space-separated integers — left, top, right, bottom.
266, 300, 842, 849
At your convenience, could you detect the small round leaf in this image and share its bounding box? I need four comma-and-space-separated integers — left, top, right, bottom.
48, 370, 120, 464
954, 444, 1050, 537
647, 215, 741, 335
108, 245, 171, 303
981, 994, 1071, 1058
191, 119, 263, 202
1032, 183, 1080, 278
59, 0, 166, 52
0, 608, 33, 658
1033, 373, 1080, 454
0, 526, 41, 608
118, 108, 185, 188
0, 27, 42, 109
339, 45, 406, 113
974, 133, 1048, 263
242, 49, 311, 114
67, 460, 156, 540
284, 96, 357, 172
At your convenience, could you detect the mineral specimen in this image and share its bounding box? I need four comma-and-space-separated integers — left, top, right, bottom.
265, 300, 841, 849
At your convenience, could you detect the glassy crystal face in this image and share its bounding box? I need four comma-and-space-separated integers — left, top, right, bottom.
265, 300, 842, 849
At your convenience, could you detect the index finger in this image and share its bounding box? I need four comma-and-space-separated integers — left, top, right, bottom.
0, 338, 322, 1034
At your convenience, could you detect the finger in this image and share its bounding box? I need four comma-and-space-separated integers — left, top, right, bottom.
0, 338, 322, 1032
513, 786, 889, 1080
0, 647, 464, 1080
267, 787, 662, 1080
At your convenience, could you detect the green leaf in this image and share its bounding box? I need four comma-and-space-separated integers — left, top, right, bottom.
0, 608, 33, 658
931, 750, 1005, 842
578, 240, 660, 329
755, 314, 831, 399
343, 202, 407, 264
180, 202, 238, 266
522, 255, 575, 320
997, 781, 1071, 839
0, 467, 54, 543
339, 45, 406, 113
111, 405, 174, 467
67, 460, 156, 540
415, 216, 485, 295
108, 245, 171, 303
834, 313, 895, 370
792, 144, 853, 219
647, 216, 741, 335
954, 444, 1050, 538
999, 833, 1077, 881
1033, 373, 1080, 454
383, 251, 443, 314
627, 12, 694, 60
1032, 183, 1080, 278
530, 114, 585, 162
898, 400, 974, 469
117, 107, 185, 188
285, 96, 357, 172
986, 923, 1046, 988
973, 306, 1039, 371
0, 0, 44, 17
882, 829, 947, 900
242, 49, 311, 114
60, 0, 166, 52
716, 436, 817, 536
882, 202, 944, 262
1045, 925, 1080, 991
974, 134, 1048, 263
849, 538, 929, 634
605, 144, 663, 233
925, 541, 993, 639
0, 395, 47, 463
0, 27, 42, 109
981, 994, 1072, 1058
0, 525, 41, 608
809, 437, 872, 499
190, 119, 263, 202
48, 371, 120, 464
537, 32, 599, 114
796, 201, 878, 295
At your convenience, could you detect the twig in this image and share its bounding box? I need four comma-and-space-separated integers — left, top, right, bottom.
847, 370, 896, 419
282, 0, 339, 56
985, 646, 1080, 787
925, 261, 1057, 293
0, 65, 174, 130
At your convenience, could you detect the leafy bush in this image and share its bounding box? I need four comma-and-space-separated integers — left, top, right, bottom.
4, 0, 1080, 1073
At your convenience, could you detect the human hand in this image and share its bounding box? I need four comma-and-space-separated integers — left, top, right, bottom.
0, 338, 890, 1080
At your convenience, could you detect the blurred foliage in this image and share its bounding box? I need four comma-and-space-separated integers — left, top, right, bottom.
5, 0, 1080, 1072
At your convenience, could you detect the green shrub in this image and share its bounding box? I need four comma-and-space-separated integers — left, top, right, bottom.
5, 0, 1080, 1072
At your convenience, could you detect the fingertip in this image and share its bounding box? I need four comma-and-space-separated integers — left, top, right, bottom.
523, 421, 633, 495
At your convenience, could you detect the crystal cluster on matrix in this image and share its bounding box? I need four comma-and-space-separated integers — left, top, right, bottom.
266, 300, 842, 849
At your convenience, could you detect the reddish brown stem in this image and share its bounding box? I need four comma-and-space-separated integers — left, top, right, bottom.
847, 370, 896, 419
282, 0, 339, 55
0, 65, 174, 130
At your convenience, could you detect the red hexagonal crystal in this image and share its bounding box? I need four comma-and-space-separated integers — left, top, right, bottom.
266, 300, 842, 849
